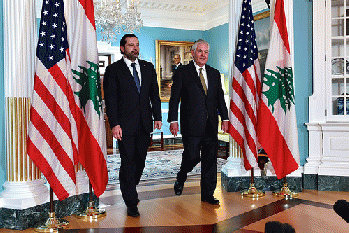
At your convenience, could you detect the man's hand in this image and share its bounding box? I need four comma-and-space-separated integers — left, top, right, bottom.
154, 121, 162, 130
112, 125, 122, 140
221, 120, 229, 133
170, 122, 179, 137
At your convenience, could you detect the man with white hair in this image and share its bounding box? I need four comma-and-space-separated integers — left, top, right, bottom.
168, 39, 229, 205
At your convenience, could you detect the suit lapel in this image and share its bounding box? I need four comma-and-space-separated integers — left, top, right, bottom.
139, 60, 148, 92
206, 66, 215, 96
189, 61, 206, 95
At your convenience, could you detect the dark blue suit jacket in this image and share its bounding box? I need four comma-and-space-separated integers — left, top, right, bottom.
103, 58, 162, 136
168, 61, 228, 136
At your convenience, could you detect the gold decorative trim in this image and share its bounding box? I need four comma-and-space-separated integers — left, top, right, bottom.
254, 10, 270, 21
75, 163, 84, 172
231, 139, 243, 158
6, 97, 40, 182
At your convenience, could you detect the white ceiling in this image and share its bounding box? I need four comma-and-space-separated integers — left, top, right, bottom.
139, 0, 267, 13
36, 0, 269, 31
138, 0, 269, 30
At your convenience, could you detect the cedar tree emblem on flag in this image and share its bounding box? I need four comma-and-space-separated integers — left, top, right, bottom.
28, 0, 108, 201
72, 61, 103, 116
263, 66, 295, 114
257, 0, 299, 179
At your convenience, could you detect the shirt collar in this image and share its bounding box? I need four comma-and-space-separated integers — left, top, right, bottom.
193, 61, 206, 72
123, 56, 139, 67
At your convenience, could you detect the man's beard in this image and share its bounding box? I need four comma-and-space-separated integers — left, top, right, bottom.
126, 51, 139, 60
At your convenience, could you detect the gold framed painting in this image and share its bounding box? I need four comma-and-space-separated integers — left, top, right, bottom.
155, 40, 194, 101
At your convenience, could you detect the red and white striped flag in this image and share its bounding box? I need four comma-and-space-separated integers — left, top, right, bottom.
257, 0, 299, 179
228, 0, 261, 170
27, 0, 108, 201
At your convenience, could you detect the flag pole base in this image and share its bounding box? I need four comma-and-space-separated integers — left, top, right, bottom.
34, 212, 69, 232
241, 183, 265, 198
75, 201, 106, 220
273, 182, 298, 199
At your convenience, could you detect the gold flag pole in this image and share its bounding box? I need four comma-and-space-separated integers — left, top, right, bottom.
273, 177, 298, 199
241, 167, 265, 198
75, 181, 106, 219
35, 187, 69, 232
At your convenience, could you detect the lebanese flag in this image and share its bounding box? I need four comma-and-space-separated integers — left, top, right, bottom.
257, 0, 300, 179
64, 0, 108, 197
28, 0, 107, 200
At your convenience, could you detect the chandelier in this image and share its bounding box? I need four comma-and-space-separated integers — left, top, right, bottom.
94, 0, 143, 43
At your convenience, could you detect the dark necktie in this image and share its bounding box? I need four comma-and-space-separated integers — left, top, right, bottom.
131, 62, 140, 93
199, 68, 207, 95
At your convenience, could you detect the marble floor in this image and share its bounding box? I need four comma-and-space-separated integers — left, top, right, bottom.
1, 174, 349, 232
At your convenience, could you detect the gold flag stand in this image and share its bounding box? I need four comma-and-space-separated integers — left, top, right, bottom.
75, 182, 106, 219
273, 177, 298, 199
35, 187, 69, 232
241, 168, 265, 198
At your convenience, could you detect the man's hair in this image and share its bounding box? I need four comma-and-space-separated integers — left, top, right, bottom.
191, 39, 210, 52
120, 34, 138, 54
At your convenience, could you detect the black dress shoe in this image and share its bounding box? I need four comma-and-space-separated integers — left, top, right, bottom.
174, 181, 184, 196
201, 196, 220, 205
334, 200, 349, 223
127, 206, 140, 217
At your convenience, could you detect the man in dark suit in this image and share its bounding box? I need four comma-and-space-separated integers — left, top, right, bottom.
171, 54, 183, 73
169, 54, 183, 88
168, 39, 229, 205
103, 34, 162, 217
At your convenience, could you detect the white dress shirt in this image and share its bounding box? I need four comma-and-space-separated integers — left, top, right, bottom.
123, 56, 142, 85
193, 61, 208, 90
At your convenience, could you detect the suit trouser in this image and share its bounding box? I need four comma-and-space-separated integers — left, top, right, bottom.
177, 122, 218, 197
118, 129, 150, 207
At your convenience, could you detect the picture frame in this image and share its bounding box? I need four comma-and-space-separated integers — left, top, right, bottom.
98, 54, 112, 77
254, 10, 270, 77
99, 60, 105, 68
98, 54, 112, 100
155, 40, 194, 102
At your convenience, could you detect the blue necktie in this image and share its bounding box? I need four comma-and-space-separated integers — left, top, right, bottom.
131, 62, 141, 93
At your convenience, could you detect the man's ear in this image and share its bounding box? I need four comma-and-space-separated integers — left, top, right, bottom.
120, 46, 125, 54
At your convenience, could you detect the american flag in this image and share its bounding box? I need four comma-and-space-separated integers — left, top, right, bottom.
27, 0, 108, 200
36, 0, 69, 72
228, 0, 261, 170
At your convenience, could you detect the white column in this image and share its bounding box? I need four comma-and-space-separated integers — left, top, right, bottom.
309, 0, 326, 123
165, 47, 171, 77
179, 46, 185, 65
0, 0, 49, 209
160, 45, 166, 78
304, 0, 326, 177
221, 140, 250, 177
304, 123, 323, 174
221, 0, 249, 178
